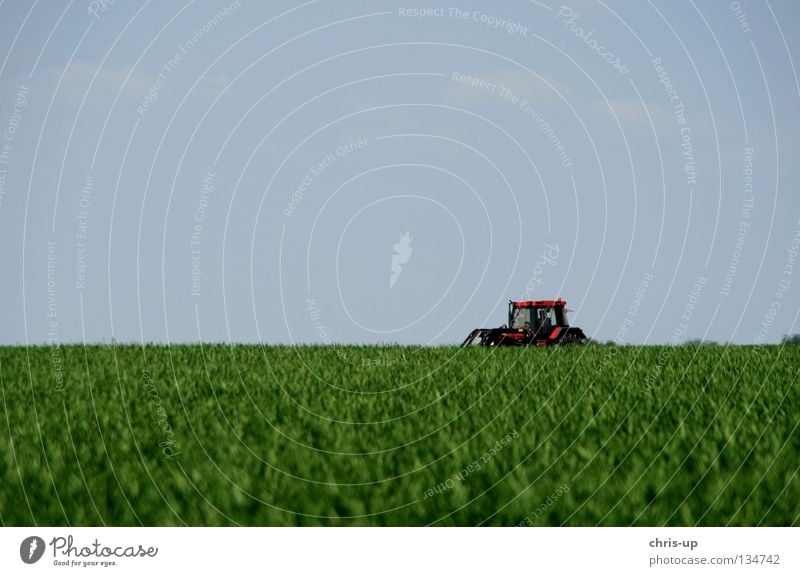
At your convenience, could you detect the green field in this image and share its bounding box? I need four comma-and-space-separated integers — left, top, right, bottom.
0, 344, 797, 526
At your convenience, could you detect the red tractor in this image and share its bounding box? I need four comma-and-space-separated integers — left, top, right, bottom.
461, 298, 587, 346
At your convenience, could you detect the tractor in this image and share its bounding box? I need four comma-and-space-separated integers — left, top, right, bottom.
461, 298, 587, 346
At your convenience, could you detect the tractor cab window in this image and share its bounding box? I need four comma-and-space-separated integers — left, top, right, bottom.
537, 307, 556, 331
511, 307, 531, 330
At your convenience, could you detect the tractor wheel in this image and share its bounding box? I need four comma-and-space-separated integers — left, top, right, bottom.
559, 332, 584, 346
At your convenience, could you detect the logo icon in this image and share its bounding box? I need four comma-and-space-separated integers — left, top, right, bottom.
390, 231, 413, 289
20, 536, 45, 564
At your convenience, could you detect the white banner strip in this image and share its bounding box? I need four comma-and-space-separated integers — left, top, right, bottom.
1, 527, 797, 575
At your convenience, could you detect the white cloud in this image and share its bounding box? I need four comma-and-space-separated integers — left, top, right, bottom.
592, 98, 672, 125
54, 61, 233, 102
59, 60, 152, 96
442, 68, 569, 108
189, 74, 232, 98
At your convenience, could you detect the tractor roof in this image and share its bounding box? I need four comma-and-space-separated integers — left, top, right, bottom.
511, 298, 566, 307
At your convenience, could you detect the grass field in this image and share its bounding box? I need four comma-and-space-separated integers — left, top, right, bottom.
0, 344, 798, 526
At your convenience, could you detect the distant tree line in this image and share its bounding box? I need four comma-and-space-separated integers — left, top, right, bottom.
582, 334, 800, 346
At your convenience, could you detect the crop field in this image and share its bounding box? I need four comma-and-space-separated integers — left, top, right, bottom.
0, 344, 798, 526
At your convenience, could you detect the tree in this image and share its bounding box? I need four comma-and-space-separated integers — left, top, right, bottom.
685, 339, 718, 346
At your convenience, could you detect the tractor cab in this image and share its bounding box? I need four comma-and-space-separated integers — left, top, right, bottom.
508, 299, 570, 333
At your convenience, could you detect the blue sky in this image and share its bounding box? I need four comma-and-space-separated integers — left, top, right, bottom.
0, 0, 798, 345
